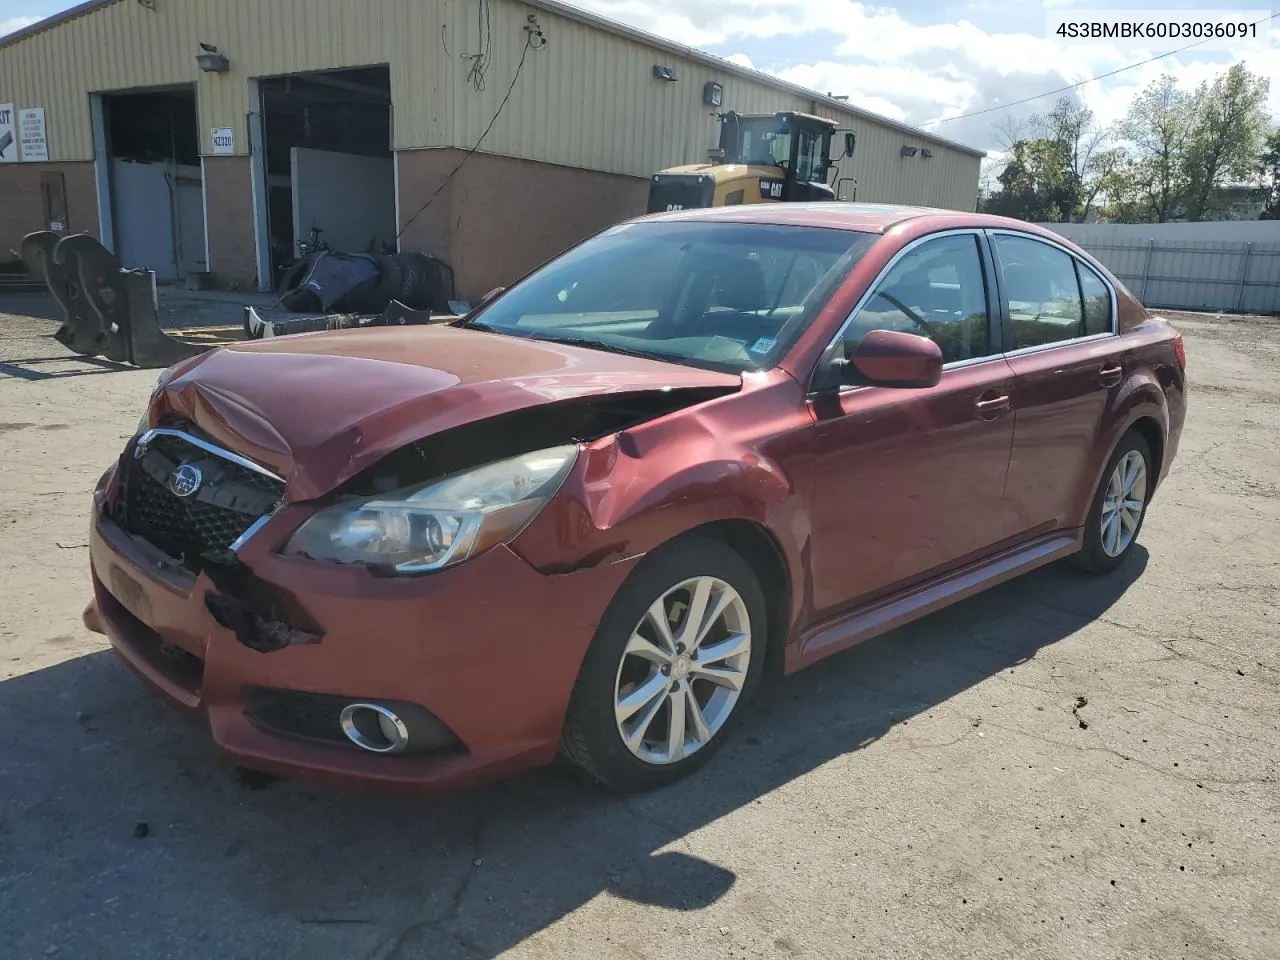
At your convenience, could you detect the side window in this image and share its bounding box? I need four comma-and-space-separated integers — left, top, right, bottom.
1077, 261, 1113, 336
994, 234, 1085, 349
842, 234, 991, 364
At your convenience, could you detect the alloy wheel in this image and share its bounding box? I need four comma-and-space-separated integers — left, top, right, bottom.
1100, 449, 1148, 558
613, 576, 752, 765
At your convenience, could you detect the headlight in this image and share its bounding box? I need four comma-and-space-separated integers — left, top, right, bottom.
284, 445, 579, 574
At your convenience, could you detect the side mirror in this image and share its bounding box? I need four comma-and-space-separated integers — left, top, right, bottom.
847, 329, 942, 388
844, 132, 857, 158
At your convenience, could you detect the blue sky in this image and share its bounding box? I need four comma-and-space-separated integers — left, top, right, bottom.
3, 0, 1277, 161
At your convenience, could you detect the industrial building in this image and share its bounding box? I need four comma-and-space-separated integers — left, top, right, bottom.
0, 0, 984, 300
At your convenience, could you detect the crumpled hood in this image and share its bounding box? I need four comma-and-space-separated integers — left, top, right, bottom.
151, 325, 740, 501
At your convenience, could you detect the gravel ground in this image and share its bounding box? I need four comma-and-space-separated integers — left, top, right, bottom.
1, 301, 1277, 960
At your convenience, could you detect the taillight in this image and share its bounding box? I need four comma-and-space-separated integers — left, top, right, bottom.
1172, 330, 1186, 371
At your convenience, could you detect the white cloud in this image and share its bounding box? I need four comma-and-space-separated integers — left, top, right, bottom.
571, 0, 1280, 155
723, 52, 754, 69
0, 15, 40, 36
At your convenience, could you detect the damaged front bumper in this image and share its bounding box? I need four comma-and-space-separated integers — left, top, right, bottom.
84, 488, 638, 790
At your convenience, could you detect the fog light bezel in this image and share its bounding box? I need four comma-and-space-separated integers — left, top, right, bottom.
339, 702, 410, 754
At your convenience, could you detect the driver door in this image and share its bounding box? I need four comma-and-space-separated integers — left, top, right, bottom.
807, 231, 1017, 618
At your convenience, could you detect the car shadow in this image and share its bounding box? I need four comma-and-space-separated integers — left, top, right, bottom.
0, 550, 1148, 960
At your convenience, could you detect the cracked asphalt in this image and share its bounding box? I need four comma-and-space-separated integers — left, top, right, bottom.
1, 298, 1277, 960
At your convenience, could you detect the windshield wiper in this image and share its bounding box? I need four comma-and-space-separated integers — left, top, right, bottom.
525, 333, 667, 362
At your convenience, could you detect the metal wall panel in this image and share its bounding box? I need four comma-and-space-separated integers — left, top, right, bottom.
1039, 224, 1280, 313
1041, 223, 1280, 312
0, 0, 981, 210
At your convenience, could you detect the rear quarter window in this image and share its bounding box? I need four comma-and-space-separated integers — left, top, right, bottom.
1077, 261, 1113, 336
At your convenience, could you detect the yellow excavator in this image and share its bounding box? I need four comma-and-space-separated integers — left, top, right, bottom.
647, 111, 857, 213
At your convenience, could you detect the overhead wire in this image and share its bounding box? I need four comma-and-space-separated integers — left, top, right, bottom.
926, 11, 1279, 127
395, 28, 543, 242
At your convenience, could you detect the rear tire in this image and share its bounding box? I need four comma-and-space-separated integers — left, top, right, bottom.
1072, 431, 1153, 574
559, 537, 767, 793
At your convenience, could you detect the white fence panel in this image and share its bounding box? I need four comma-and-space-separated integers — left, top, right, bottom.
1037, 222, 1280, 314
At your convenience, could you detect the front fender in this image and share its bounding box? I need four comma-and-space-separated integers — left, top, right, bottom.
511, 380, 812, 632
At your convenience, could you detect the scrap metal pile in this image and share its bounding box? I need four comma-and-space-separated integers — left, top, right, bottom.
275, 249, 455, 315
242, 297, 443, 340
249, 245, 463, 338
17, 232, 461, 368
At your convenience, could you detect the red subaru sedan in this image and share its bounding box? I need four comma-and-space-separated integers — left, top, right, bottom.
84, 204, 1186, 793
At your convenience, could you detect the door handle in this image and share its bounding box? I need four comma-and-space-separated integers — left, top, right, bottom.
1098, 362, 1123, 387
974, 391, 1011, 420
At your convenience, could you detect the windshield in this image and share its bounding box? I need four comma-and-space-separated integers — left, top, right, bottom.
463, 222, 877, 373
736, 117, 791, 168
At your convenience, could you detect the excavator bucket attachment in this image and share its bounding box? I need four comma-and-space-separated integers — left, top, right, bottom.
19, 231, 211, 369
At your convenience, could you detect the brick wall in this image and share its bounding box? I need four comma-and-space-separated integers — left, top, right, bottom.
202, 155, 258, 287
396, 149, 649, 301
0, 161, 98, 257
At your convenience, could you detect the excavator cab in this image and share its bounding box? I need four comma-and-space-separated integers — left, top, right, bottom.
647, 111, 854, 213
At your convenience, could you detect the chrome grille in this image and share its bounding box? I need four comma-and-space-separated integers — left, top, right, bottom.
119, 429, 283, 561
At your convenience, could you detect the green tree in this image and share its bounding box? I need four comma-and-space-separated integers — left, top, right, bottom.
982, 137, 1073, 221
1035, 98, 1107, 221
1082, 146, 1126, 219
1261, 128, 1280, 220
1116, 74, 1194, 222
1096, 156, 1149, 222
1182, 65, 1271, 220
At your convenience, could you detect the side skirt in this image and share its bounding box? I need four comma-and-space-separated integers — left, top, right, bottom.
787, 531, 1082, 673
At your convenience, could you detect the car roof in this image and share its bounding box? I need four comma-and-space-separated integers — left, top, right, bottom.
634, 203, 1045, 235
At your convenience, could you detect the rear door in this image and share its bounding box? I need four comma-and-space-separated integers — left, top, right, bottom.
988, 230, 1125, 535
807, 230, 1017, 618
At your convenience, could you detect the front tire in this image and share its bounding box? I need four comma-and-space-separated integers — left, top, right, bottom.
560, 537, 767, 793
1073, 431, 1153, 574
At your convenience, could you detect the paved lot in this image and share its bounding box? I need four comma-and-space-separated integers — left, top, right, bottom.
1, 300, 1277, 960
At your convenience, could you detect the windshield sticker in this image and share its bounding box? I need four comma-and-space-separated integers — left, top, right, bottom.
749, 337, 777, 355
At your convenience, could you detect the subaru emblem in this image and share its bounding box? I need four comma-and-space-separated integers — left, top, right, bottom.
168, 463, 203, 498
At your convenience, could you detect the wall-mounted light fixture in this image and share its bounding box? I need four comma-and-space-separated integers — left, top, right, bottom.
703, 81, 724, 107
196, 42, 230, 72
653, 65, 679, 82
900, 145, 920, 158
921, 148, 934, 159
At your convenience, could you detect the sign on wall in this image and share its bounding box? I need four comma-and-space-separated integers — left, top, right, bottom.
211, 126, 234, 155
19, 107, 47, 162
0, 104, 16, 163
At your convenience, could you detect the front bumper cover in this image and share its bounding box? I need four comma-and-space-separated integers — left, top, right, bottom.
85, 494, 638, 791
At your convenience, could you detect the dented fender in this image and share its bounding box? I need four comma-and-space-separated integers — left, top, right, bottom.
512, 371, 815, 626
